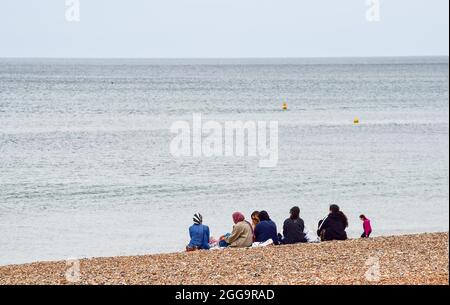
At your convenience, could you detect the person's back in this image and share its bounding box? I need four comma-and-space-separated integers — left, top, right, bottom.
254, 212, 279, 245
282, 217, 306, 244
188, 224, 210, 250
225, 220, 253, 247
280, 206, 306, 244
187, 213, 210, 250
255, 220, 279, 244
318, 213, 347, 241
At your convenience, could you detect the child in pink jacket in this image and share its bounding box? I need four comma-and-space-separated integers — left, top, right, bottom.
359, 214, 372, 238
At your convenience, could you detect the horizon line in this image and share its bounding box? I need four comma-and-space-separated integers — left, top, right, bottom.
0, 55, 448, 60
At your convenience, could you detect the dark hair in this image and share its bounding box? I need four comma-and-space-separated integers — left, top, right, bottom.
290, 206, 300, 219
329, 204, 348, 228
329, 204, 340, 213
251, 211, 260, 219
258, 210, 271, 221
360, 214, 367, 220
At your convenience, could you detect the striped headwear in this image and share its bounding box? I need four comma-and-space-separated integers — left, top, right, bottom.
193, 213, 203, 225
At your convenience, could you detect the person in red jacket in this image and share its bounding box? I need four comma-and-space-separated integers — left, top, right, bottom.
360, 214, 372, 238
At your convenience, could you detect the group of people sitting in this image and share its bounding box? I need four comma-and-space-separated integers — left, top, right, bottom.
186, 204, 372, 251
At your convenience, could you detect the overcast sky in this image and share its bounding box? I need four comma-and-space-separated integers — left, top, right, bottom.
0, 0, 448, 58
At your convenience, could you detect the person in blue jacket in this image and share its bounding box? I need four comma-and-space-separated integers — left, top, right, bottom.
186, 213, 210, 251
254, 210, 280, 245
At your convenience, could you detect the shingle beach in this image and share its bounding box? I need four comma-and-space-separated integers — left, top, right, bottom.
0, 232, 448, 285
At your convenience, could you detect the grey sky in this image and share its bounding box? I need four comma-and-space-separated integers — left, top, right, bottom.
0, 0, 448, 58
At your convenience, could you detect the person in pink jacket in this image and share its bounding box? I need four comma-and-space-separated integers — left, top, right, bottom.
359, 214, 372, 238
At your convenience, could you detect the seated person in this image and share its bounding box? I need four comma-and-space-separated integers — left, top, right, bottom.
280, 206, 307, 244
254, 210, 280, 245
222, 212, 254, 248
251, 211, 260, 230
317, 204, 348, 241
186, 213, 210, 251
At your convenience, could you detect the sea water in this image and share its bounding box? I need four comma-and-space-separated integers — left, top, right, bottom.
0, 57, 448, 265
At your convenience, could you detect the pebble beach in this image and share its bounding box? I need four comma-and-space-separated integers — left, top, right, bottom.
0, 232, 448, 285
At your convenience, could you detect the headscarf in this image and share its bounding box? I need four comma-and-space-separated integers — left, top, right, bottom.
193, 213, 203, 225
232, 212, 245, 224
232, 212, 254, 238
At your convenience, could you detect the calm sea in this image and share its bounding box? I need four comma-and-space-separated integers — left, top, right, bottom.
0, 57, 448, 265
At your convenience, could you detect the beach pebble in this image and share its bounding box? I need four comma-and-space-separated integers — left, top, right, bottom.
0, 232, 447, 285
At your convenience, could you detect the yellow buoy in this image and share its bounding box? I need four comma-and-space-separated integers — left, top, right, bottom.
282, 102, 288, 110
354, 118, 359, 124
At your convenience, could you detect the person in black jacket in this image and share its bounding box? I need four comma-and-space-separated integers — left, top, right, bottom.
317, 204, 348, 241
280, 206, 307, 244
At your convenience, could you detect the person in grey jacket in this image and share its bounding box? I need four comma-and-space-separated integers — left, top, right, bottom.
280, 206, 307, 244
